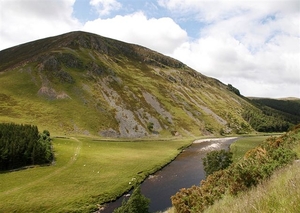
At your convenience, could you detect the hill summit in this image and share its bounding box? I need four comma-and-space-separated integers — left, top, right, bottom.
0, 31, 292, 137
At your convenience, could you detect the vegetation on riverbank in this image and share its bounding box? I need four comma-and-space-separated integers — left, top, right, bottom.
113, 185, 150, 213
202, 149, 232, 177
204, 127, 300, 213
204, 159, 300, 213
0, 136, 192, 212
230, 136, 269, 162
171, 125, 300, 212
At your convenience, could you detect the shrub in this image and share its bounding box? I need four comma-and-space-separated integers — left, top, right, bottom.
202, 149, 233, 177
147, 122, 154, 132
113, 185, 150, 213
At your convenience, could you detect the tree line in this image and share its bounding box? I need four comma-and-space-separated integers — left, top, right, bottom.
242, 108, 291, 132
251, 98, 300, 125
0, 123, 53, 171
252, 98, 300, 117
242, 98, 300, 132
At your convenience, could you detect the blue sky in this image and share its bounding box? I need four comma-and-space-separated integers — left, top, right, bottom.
0, 0, 299, 98
72, 0, 204, 38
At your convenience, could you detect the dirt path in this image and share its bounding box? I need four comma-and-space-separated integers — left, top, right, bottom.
1, 137, 82, 195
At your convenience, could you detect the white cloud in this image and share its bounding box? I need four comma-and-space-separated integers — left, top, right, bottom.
160, 0, 300, 98
0, 0, 81, 50
0, 0, 299, 98
89, 0, 121, 16
158, 0, 299, 22
82, 12, 188, 54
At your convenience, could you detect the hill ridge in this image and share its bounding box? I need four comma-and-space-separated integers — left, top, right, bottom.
0, 31, 187, 73
0, 31, 297, 137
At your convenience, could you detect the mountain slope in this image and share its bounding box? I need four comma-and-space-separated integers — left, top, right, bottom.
0, 31, 288, 137
250, 97, 300, 118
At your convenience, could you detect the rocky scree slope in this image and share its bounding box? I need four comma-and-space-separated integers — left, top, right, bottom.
0, 31, 254, 137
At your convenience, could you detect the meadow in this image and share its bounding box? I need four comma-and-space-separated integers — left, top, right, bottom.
230, 135, 270, 162
0, 136, 192, 212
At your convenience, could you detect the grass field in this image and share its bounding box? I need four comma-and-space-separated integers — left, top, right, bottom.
0, 136, 192, 212
230, 135, 270, 162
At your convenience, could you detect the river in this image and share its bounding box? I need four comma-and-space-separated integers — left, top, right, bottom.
101, 137, 238, 213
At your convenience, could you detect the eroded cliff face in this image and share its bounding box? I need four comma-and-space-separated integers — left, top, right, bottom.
0, 31, 253, 137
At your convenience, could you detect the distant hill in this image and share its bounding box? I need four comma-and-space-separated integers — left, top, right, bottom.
0, 31, 296, 136
248, 97, 300, 127
248, 97, 300, 116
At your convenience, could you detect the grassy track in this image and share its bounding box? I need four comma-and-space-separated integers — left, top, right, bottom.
0, 136, 192, 212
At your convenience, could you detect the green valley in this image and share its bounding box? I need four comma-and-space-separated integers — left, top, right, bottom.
0, 31, 299, 212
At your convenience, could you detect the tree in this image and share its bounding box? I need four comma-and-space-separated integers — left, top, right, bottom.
202, 149, 233, 177
147, 122, 154, 132
43, 129, 50, 137
113, 185, 150, 213
227, 84, 240, 96
0, 123, 53, 170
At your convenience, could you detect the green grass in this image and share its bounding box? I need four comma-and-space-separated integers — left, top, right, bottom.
0, 136, 192, 212
230, 136, 270, 162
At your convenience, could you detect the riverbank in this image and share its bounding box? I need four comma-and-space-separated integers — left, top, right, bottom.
169, 128, 300, 213
160, 137, 239, 213
102, 137, 239, 212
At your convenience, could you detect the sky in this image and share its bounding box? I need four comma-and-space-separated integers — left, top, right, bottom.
0, 0, 299, 98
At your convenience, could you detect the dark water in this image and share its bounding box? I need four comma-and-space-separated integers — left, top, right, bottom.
102, 137, 238, 213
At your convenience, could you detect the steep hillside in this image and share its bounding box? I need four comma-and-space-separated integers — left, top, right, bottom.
0, 31, 287, 137
245, 97, 300, 131
250, 98, 300, 119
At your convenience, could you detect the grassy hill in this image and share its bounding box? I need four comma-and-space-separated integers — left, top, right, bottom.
249, 97, 300, 124
0, 31, 295, 137
0, 31, 249, 137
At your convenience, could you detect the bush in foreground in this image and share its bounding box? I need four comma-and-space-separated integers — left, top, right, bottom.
204, 160, 300, 213
171, 126, 300, 213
